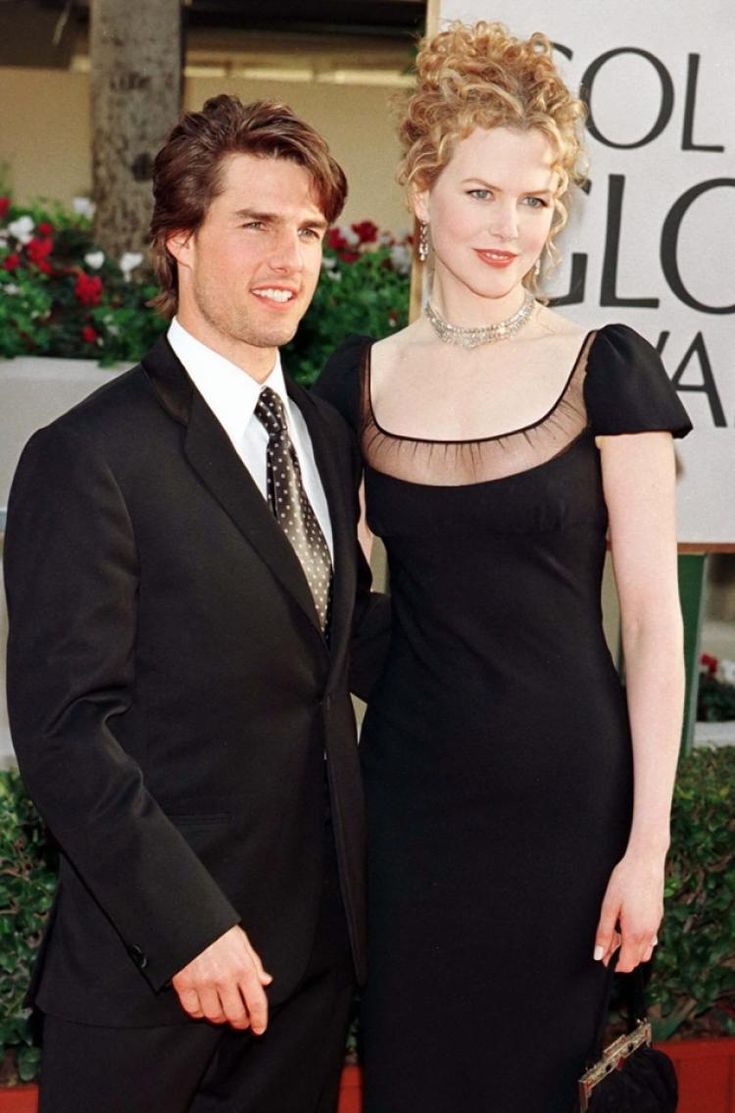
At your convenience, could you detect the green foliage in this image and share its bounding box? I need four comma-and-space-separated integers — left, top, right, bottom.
0, 196, 166, 366
697, 674, 735, 723
0, 771, 56, 1084
648, 746, 735, 1040
283, 245, 411, 384
0, 196, 411, 381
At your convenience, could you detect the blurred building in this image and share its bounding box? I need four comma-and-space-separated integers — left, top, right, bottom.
0, 0, 426, 233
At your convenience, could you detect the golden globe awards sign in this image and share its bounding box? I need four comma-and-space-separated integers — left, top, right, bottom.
436, 0, 734, 546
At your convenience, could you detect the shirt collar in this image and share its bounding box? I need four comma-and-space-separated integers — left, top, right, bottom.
168, 317, 290, 440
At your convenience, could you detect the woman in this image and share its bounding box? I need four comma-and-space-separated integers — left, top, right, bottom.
316, 22, 690, 1113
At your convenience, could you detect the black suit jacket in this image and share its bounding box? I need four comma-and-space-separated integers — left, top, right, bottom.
4, 336, 388, 1026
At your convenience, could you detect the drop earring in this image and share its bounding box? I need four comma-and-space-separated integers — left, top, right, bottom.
533, 256, 542, 280
418, 221, 429, 263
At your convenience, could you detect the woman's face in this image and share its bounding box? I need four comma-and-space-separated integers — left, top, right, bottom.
414, 126, 558, 315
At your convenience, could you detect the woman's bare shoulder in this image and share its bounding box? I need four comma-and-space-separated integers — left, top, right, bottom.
534, 304, 588, 339
370, 319, 428, 375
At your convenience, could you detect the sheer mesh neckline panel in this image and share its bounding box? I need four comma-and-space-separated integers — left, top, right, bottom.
360, 331, 596, 487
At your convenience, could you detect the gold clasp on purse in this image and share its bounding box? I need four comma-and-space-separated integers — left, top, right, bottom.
577, 1020, 652, 1112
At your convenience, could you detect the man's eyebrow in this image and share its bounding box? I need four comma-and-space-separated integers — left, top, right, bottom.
233, 208, 275, 222
232, 209, 329, 229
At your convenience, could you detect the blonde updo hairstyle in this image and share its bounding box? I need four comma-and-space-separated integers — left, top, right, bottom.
399, 22, 587, 289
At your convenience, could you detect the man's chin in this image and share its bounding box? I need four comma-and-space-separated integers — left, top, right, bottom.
242, 320, 301, 349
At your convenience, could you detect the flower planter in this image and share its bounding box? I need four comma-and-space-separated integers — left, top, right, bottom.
0, 356, 123, 511
338, 1064, 362, 1113
0, 1085, 37, 1112
660, 1036, 735, 1113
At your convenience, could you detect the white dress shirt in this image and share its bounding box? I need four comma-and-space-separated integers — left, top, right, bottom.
168, 318, 334, 559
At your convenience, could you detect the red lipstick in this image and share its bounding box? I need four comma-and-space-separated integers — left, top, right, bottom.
474, 249, 518, 269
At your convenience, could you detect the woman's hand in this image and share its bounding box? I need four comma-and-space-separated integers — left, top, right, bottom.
593, 852, 665, 972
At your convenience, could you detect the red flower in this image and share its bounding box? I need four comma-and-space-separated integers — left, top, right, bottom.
27, 235, 54, 273
351, 220, 379, 245
37, 221, 54, 236
700, 653, 718, 677
2, 252, 21, 271
339, 250, 360, 263
81, 325, 99, 344
0, 197, 9, 220
326, 227, 348, 251
75, 272, 103, 306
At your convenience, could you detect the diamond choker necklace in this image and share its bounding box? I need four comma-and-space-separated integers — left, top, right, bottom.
425, 290, 536, 349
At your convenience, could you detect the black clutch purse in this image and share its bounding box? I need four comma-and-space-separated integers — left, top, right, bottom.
577, 965, 678, 1112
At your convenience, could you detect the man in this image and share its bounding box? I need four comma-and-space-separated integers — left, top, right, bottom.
4, 96, 387, 1112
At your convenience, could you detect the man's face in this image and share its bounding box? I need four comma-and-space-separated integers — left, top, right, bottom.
168, 152, 328, 376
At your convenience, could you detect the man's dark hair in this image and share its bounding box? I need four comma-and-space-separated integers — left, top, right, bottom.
149, 95, 348, 317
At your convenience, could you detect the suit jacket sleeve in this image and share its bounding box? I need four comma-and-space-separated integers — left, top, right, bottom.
313, 346, 390, 702
4, 423, 240, 993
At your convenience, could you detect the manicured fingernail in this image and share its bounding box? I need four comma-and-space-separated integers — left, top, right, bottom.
594, 945, 604, 961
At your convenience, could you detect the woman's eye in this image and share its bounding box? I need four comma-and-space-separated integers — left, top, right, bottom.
523, 197, 548, 209
468, 189, 491, 200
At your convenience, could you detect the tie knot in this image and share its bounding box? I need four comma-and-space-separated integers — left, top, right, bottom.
255, 386, 288, 438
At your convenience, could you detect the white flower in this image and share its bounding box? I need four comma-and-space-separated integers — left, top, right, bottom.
84, 250, 105, 270
3, 283, 20, 295
321, 256, 337, 270
343, 228, 360, 247
327, 270, 342, 282
390, 243, 412, 276
719, 659, 735, 685
119, 251, 143, 279
7, 215, 34, 245
72, 197, 96, 219
379, 230, 393, 246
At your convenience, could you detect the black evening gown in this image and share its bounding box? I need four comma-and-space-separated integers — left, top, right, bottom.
315, 324, 691, 1113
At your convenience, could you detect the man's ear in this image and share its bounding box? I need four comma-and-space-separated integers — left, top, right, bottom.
166, 230, 193, 268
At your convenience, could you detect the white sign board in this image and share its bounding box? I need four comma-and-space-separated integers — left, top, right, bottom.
438, 0, 735, 545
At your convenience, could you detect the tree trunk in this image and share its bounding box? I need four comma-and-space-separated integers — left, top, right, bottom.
90, 0, 182, 259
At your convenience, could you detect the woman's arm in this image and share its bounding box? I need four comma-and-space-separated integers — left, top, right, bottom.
594, 430, 685, 973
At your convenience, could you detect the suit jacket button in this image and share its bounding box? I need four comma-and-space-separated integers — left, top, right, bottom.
128, 944, 148, 970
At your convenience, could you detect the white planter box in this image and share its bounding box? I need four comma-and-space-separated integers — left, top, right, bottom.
1, 356, 127, 764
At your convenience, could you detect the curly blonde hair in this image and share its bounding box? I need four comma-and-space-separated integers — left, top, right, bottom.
398, 22, 587, 275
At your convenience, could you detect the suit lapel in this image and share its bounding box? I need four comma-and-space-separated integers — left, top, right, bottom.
142, 337, 325, 641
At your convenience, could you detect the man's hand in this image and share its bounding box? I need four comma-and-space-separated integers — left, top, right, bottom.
172, 925, 273, 1032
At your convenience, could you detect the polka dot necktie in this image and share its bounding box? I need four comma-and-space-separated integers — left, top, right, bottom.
254, 387, 333, 634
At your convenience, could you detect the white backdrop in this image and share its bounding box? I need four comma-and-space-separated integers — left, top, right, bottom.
437, 0, 735, 545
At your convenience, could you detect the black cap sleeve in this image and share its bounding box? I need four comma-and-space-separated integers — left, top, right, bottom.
584, 323, 692, 438
311, 334, 374, 434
